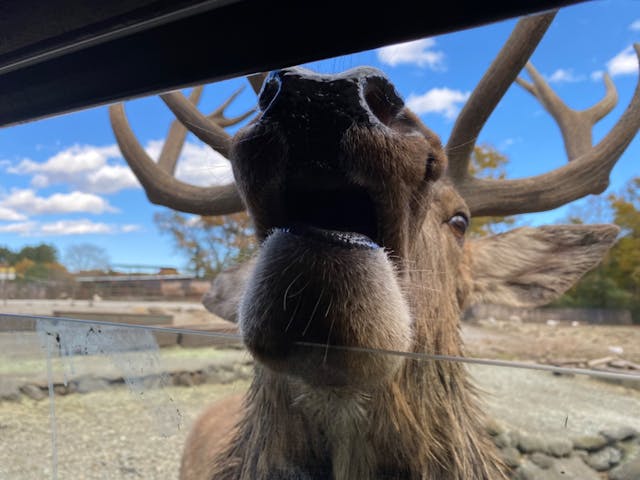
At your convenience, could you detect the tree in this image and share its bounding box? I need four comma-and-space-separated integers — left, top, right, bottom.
555, 177, 640, 322
467, 144, 517, 236
63, 243, 111, 273
17, 243, 58, 263
0, 247, 16, 265
154, 210, 256, 277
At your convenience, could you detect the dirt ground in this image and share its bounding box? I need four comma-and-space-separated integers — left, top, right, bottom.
3, 298, 639, 363
462, 321, 640, 363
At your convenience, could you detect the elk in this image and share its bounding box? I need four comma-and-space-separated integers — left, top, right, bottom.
109, 11, 640, 480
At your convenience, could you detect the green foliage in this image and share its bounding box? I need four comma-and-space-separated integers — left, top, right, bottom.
467, 145, 517, 236
154, 210, 257, 278
16, 243, 58, 263
0, 243, 68, 282
555, 177, 640, 322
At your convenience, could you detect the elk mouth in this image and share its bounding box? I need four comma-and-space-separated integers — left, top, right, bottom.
240, 171, 412, 387
272, 177, 381, 249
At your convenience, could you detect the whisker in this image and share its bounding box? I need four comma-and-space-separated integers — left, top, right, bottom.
283, 272, 303, 312
302, 288, 324, 336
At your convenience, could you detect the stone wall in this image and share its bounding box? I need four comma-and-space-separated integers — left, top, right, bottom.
487, 419, 640, 480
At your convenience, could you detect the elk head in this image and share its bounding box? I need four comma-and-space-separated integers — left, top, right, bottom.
110, 11, 640, 479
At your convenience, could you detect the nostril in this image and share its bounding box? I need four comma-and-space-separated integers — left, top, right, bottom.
362, 77, 404, 126
258, 73, 281, 111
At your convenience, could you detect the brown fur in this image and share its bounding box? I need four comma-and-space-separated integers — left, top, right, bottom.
181, 68, 619, 480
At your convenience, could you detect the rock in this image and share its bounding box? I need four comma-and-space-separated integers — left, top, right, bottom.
610, 455, 640, 480
514, 456, 600, 480
173, 371, 195, 387
508, 430, 521, 448
485, 417, 505, 436
500, 447, 521, 468
75, 376, 109, 393
546, 438, 573, 457
20, 384, 46, 401
573, 449, 589, 461
585, 446, 622, 471
0, 390, 21, 402
530, 452, 554, 469
140, 375, 165, 389
173, 371, 204, 387
600, 426, 638, 442
0, 382, 21, 402
54, 384, 69, 395
518, 434, 546, 453
572, 434, 609, 451
203, 366, 239, 384
232, 364, 253, 380
493, 432, 512, 449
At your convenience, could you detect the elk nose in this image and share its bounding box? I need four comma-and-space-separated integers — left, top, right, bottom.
258, 66, 404, 130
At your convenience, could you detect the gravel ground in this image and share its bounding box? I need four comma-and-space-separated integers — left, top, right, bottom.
0, 381, 249, 480
1, 362, 639, 480
471, 365, 640, 437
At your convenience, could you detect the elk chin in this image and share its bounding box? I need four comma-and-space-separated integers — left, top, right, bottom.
239, 228, 412, 388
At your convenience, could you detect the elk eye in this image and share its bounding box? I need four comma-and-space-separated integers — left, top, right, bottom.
425, 154, 436, 180
448, 213, 469, 237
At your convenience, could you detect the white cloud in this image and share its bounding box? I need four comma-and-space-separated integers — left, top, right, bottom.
546, 68, 585, 83
377, 38, 445, 70
0, 206, 27, 221
146, 139, 233, 186
40, 219, 113, 235
0, 222, 37, 234
590, 70, 604, 81
8, 144, 139, 194
406, 88, 470, 119
0, 219, 142, 236
7, 139, 232, 200
176, 142, 234, 185
630, 19, 640, 31
0, 189, 117, 215
120, 224, 142, 233
498, 137, 522, 150
607, 46, 639, 77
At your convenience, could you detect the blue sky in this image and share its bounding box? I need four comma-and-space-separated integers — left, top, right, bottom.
0, 2, 639, 271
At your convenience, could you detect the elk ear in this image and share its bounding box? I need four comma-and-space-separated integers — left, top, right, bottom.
467, 224, 619, 308
202, 257, 256, 322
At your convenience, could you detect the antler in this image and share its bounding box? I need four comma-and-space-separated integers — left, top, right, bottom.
446, 12, 557, 181
109, 84, 257, 215
446, 12, 640, 217
515, 64, 618, 160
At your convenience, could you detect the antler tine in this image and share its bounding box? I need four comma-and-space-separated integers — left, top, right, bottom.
585, 73, 618, 123
158, 86, 204, 174
207, 86, 256, 127
160, 91, 232, 157
109, 103, 244, 215
516, 62, 619, 160
445, 11, 557, 181
458, 44, 640, 217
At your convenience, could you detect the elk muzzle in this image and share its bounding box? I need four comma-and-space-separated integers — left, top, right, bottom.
232, 67, 419, 387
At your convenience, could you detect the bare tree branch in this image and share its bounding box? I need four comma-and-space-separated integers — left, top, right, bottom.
445, 11, 557, 181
